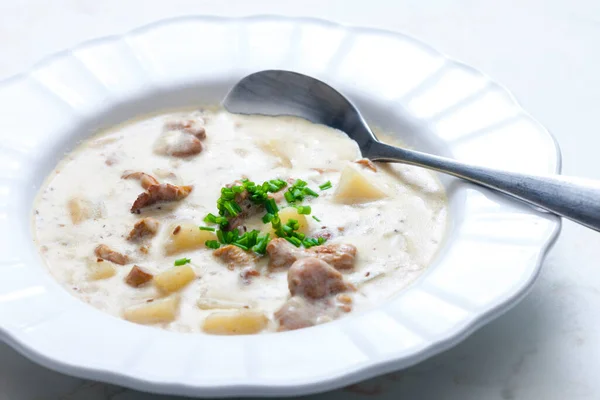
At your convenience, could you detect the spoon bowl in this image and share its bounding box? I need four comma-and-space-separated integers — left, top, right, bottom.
223, 70, 378, 151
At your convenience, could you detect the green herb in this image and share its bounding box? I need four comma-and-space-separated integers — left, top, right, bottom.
319, 181, 332, 190
204, 177, 328, 253
174, 257, 191, 266
204, 213, 218, 224
252, 233, 270, 255
232, 243, 249, 251
262, 213, 274, 224
265, 198, 279, 214
216, 229, 225, 243
285, 236, 302, 247
284, 179, 320, 203
295, 205, 311, 215
312, 215, 321, 222
303, 187, 319, 197
205, 240, 220, 249
223, 200, 240, 217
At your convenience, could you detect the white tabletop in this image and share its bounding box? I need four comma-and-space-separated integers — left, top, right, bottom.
1, 0, 599, 399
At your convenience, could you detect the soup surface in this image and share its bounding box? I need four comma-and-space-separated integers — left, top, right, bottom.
33, 108, 447, 334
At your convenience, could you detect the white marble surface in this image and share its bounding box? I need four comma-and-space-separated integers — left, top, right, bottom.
1, 0, 599, 399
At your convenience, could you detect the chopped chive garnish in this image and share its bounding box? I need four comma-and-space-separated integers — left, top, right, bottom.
215, 216, 228, 226
223, 201, 239, 217
265, 198, 279, 214
319, 181, 332, 190
312, 215, 321, 222
252, 233, 270, 255
174, 257, 191, 266
206, 177, 328, 252
205, 240, 220, 249
286, 219, 300, 230
271, 215, 281, 229
303, 187, 319, 197
292, 232, 305, 240
296, 205, 311, 215
232, 243, 249, 251
285, 236, 302, 247
284, 191, 294, 203
204, 213, 218, 223
262, 213, 274, 224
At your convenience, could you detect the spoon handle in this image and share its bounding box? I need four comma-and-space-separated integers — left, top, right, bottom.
368, 141, 600, 231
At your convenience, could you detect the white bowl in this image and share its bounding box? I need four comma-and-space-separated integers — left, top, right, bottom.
0, 16, 560, 397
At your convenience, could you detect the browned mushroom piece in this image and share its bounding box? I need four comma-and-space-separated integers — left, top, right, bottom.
265, 238, 357, 271
307, 243, 357, 270
266, 238, 300, 269
94, 244, 129, 265
155, 117, 207, 158
287, 258, 352, 299
121, 171, 159, 190
355, 158, 378, 172
240, 267, 260, 284
125, 265, 154, 287
164, 119, 207, 139
159, 130, 204, 157
130, 183, 193, 213
274, 295, 346, 332
274, 296, 315, 331
213, 245, 257, 270
127, 217, 160, 242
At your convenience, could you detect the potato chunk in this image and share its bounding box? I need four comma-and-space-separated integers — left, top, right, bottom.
154, 265, 195, 293
263, 207, 309, 236
333, 165, 387, 204
257, 139, 292, 168
123, 296, 180, 324
202, 310, 269, 335
164, 222, 217, 255
68, 197, 104, 224
87, 258, 116, 280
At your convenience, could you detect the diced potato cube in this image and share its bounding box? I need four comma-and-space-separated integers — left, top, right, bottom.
197, 297, 249, 310
68, 197, 104, 224
164, 222, 217, 255
154, 265, 195, 293
87, 258, 116, 280
333, 165, 387, 204
202, 310, 269, 335
263, 207, 309, 236
257, 139, 292, 168
123, 296, 180, 324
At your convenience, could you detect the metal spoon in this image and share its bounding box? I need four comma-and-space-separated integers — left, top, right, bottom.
223, 70, 600, 231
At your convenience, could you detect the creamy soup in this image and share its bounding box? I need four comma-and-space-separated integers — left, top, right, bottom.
33, 108, 447, 334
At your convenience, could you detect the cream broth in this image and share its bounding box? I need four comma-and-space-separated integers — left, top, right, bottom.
33, 108, 447, 334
